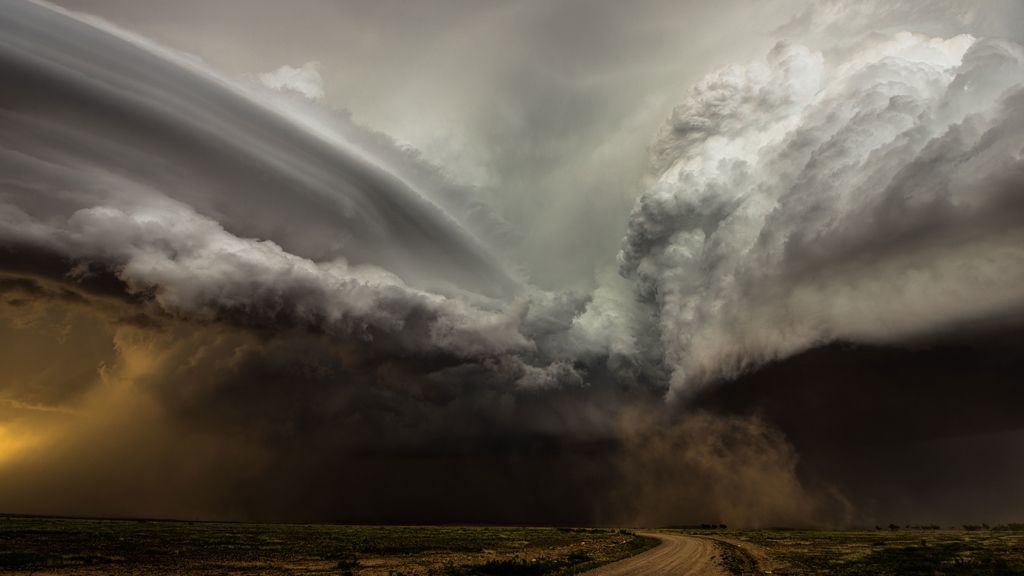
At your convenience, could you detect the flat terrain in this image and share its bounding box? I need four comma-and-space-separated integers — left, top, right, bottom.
677, 527, 1024, 575
584, 532, 724, 576
0, 516, 657, 575
5, 516, 1024, 575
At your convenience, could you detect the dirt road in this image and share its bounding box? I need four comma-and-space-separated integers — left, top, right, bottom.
585, 532, 726, 575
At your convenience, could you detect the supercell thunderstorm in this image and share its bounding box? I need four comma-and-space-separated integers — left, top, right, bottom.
2, 0, 1024, 526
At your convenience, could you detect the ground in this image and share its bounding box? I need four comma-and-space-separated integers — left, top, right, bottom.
0, 516, 656, 575
675, 527, 1024, 575
4, 516, 1024, 575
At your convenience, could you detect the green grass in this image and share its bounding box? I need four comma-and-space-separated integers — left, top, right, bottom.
0, 516, 654, 574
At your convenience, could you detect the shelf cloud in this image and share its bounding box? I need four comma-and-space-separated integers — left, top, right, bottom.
2, 0, 1024, 527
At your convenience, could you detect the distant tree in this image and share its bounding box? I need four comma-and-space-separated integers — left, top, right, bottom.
888, 524, 900, 531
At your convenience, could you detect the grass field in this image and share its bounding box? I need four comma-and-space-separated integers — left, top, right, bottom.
0, 516, 658, 575
6, 516, 1024, 575
680, 526, 1024, 575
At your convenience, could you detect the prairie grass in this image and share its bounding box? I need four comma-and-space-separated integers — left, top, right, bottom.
681, 527, 1024, 575
0, 516, 655, 575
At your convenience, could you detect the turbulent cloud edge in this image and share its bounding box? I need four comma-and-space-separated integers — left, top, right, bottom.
0, 200, 540, 362
620, 33, 1024, 395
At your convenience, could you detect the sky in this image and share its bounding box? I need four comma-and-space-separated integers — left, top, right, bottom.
1, 0, 1024, 527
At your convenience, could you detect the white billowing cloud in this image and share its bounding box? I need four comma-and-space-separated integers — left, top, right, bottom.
621, 33, 1024, 397
258, 61, 325, 101
0, 196, 532, 360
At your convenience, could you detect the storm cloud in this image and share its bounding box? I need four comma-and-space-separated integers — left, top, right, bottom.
622, 33, 1024, 396
1, 0, 1024, 528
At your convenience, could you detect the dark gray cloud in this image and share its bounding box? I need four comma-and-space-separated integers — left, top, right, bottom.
690, 328, 1024, 526
0, 273, 636, 524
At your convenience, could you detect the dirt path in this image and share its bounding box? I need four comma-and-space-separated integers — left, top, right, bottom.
584, 532, 726, 576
